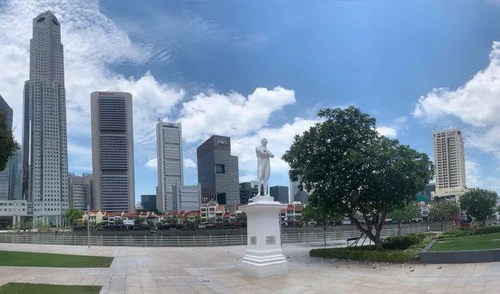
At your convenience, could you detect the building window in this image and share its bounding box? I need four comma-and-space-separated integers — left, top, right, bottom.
215, 164, 225, 174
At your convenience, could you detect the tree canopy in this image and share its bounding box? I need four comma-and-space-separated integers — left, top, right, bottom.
65, 209, 83, 226
282, 106, 433, 250
460, 188, 497, 226
429, 200, 460, 231
388, 201, 421, 235
0, 111, 19, 171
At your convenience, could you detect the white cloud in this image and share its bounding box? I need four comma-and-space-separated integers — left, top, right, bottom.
376, 126, 397, 138
413, 42, 500, 128
465, 159, 482, 189
184, 158, 197, 169
178, 87, 296, 143
145, 158, 157, 170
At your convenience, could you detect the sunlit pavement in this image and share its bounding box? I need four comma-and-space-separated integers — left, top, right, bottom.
1, 242, 500, 293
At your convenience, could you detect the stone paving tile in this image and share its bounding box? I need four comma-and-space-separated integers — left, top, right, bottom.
2, 243, 500, 293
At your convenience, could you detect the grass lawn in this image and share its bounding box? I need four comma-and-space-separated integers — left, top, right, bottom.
0, 283, 101, 294
0, 250, 113, 267
431, 232, 500, 251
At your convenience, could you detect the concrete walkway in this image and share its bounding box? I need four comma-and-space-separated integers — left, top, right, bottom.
1, 242, 500, 293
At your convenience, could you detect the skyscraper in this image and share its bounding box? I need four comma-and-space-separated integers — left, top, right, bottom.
433, 129, 467, 200
156, 120, 183, 212
68, 173, 93, 210
270, 185, 289, 204
8, 150, 23, 200
22, 11, 68, 225
239, 181, 257, 205
91, 91, 135, 212
197, 135, 239, 211
0, 95, 13, 201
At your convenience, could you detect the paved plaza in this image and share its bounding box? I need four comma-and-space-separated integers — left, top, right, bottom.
1, 242, 500, 293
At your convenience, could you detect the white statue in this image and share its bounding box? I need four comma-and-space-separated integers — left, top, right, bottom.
256, 138, 274, 196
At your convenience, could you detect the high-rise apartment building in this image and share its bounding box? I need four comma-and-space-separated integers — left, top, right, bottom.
0, 95, 13, 201
197, 135, 239, 211
270, 185, 289, 204
91, 91, 135, 212
22, 11, 69, 225
156, 120, 183, 212
433, 129, 467, 200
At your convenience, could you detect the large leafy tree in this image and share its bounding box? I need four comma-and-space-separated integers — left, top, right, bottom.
460, 188, 497, 226
0, 111, 19, 171
302, 204, 343, 246
428, 200, 460, 231
282, 106, 433, 250
65, 209, 83, 226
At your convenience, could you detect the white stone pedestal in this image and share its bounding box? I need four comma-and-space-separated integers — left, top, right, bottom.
240, 195, 288, 278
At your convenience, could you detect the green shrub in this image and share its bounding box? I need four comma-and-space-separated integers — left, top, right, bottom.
473, 226, 500, 235
439, 226, 500, 239
310, 246, 419, 263
439, 228, 472, 238
383, 235, 421, 250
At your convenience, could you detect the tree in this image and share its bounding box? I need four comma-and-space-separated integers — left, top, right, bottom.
0, 111, 19, 171
235, 212, 247, 225
428, 200, 460, 231
134, 217, 146, 225
301, 204, 343, 246
460, 188, 497, 226
388, 201, 421, 235
65, 209, 83, 226
282, 106, 433, 250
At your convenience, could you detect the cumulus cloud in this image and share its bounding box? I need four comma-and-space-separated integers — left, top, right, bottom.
179, 87, 296, 143
377, 126, 397, 138
145, 158, 157, 170
413, 42, 500, 128
184, 158, 197, 169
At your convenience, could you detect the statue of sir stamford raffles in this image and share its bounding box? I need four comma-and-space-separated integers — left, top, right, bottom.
255, 138, 274, 196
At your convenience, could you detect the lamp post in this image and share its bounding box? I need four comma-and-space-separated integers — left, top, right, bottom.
87, 203, 90, 248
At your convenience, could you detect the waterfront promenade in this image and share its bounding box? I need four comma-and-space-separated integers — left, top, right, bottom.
1, 242, 500, 293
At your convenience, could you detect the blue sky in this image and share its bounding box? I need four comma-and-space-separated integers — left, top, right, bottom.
2, 0, 500, 204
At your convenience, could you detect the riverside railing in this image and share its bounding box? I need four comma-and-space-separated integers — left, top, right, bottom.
0, 225, 428, 247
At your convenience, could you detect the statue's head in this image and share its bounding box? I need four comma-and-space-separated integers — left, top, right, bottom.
261, 138, 267, 146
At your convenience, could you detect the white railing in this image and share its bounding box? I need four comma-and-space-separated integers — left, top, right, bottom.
0, 225, 428, 247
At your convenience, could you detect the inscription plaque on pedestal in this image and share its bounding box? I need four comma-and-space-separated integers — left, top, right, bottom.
266, 235, 276, 245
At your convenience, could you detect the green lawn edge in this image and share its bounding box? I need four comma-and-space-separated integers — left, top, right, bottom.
0, 250, 113, 268
430, 232, 500, 251
0, 283, 101, 294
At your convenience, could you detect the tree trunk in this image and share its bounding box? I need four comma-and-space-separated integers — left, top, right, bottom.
323, 227, 327, 246
398, 222, 403, 236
